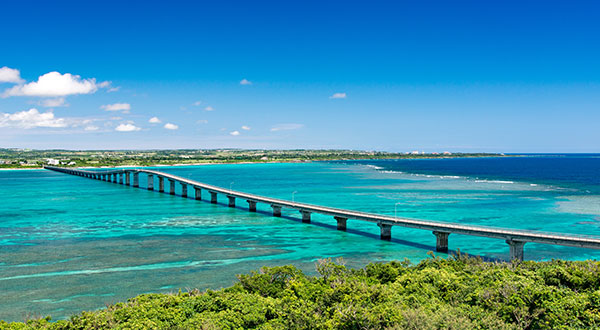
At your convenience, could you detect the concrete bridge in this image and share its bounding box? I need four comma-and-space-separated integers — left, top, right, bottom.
45, 166, 600, 261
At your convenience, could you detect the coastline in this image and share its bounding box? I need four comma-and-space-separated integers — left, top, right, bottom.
0, 154, 514, 171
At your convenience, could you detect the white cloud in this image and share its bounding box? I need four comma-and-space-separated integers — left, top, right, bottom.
329, 92, 347, 99
204, 106, 214, 111
3, 71, 100, 97
270, 123, 304, 131
193, 101, 202, 106
149, 116, 161, 124
0, 67, 24, 84
230, 130, 240, 136
40, 97, 67, 107
197, 119, 208, 124
84, 125, 99, 131
240, 78, 252, 85
164, 123, 179, 130
107, 86, 120, 93
241, 125, 251, 130
115, 123, 141, 132
0, 108, 67, 129
101, 103, 131, 112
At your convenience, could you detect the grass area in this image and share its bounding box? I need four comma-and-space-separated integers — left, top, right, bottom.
2, 253, 599, 329
0, 148, 504, 169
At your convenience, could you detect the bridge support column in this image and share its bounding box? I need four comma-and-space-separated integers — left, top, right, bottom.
506, 239, 525, 261
247, 200, 257, 212
272, 205, 282, 217
433, 231, 450, 253
169, 179, 176, 195
133, 173, 139, 187
181, 183, 187, 197
158, 177, 164, 192
378, 223, 392, 240
334, 216, 347, 231
147, 174, 154, 190
227, 195, 235, 207
113, 174, 118, 183
194, 187, 202, 200
119, 173, 124, 184
300, 211, 311, 223
210, 192, 218, 204
125, 172, 130, 185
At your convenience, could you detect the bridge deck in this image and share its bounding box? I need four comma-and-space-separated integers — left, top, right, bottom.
44, 166, 600, 252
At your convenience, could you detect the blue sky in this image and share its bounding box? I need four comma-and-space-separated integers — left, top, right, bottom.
1, 0, 599, 152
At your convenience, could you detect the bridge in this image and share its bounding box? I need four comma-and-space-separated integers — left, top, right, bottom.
45, 166, 600, 261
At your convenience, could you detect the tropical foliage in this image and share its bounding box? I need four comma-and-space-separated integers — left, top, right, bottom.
3, 253, 600, 329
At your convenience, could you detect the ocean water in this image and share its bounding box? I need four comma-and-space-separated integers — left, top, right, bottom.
1, 155, 600, 321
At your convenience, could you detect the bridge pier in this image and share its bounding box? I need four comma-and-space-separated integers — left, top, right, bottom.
227, 195, 235, 207
300, 210, 311, 223
210, 191, 218, 204
158, 177, 164, 192
378, 222, 392, 240
194, 187, 202, 200
247, 200, 257, 212
125, 172, 130, 185
133, 173, 139, 187
147, 174, 154, 190
119, 173, 124, 184
272, 205, 282, 217
507, 239, 526, 261
181, 183, 187, 197
169, 179, 175, 195
334, 216, 347, 231
433, 231, 450, 253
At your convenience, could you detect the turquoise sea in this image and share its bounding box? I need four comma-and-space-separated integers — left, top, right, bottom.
1, 156, 600, 321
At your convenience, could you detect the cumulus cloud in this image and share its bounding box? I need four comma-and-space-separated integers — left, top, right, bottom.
164, 123, 179, 130
101, 103, 131, 112
40, 97, 67, 107
115, 123, 141, 132
230, 130, 240, 136
270, 123, 304, 131
329, 92, 347, 99
149, 116, 161, 124
84, 125, 99, 131
240, 78, 252, 85
0, 108, 67, 129
204, 106, 214, 111
3, 71, 100, 97
0, 66, 24, 84
241, 125, 251, 130
193, 101, 202, 106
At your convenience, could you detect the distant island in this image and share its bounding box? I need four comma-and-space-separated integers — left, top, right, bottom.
0, 149, 506, 169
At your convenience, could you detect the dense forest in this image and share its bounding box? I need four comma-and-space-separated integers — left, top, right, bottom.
3, 253, 599, 329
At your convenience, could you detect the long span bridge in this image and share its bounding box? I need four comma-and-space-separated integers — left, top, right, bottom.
45, 166, 600, 261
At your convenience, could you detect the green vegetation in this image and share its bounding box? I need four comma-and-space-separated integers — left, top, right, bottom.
3, 254, 600, 329
0, 148, 504, 169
